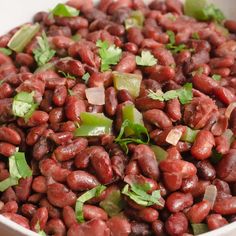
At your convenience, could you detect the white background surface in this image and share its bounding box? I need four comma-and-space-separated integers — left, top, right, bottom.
0, 0, 236, 236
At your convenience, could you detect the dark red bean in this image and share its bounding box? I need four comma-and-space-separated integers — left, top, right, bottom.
105, 87, 118, 117
214, 197, 236, 215
2, 213, 30, 229
62, 206, 77, 228
31, 207, 48, 231
107, 216, 131, 236
207, 214, 228, 230
53, 85, 67, 107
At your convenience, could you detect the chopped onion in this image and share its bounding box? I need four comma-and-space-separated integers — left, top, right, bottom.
225, 102, 236, 118
203, 185, 217, 209
85, 87, 105, 105
166, 128, 182, 146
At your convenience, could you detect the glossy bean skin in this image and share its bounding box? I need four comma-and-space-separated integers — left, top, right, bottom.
47, 183, 77, 208
196, 160, 216, 181
0, 127, 21, 145
45, 218, 66, 236
83, 204, 108, 221
132, 144, 159, 180
105, 87, 118, 117
66, 170, 100, 191
165, 212, 188, 236
207, 214, 228, 230
214, 197, 236, 215
166, 192, 193, 213
0, 142, 16, 157
62, 206, 77, 228
138, 207, 159, 223
2, 213, 30, 229
107, 216, 131, 236
0, 201, 18, 213
186, 200, 211, 223
30, 207, 48, 231
191, 130, 215, 160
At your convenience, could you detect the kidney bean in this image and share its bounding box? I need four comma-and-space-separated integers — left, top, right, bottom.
152, 220, 165, 236
160, 159, 197, 179
49, 107, 64, 124
26, 124, 48, 146
47, 183, 76, 208
107, 215, 131, 236
213, 179, 231, 195
105, 87, 118, 117
0, 201, 18, 213
230, 108, 236, 135
28, 193, 44, 204
90, 150, 113, 184
143, 109, 172, 129
186, 200, 211, 223
45, 218, 66, 236
2, 213, 30, 229
31, 207, 48, 231
166, 192, 193, 213
39, 198, 61, 219
132, 144, 159, 180
138, 207, 159, 223
32, 136, 50, 160
65, 95, 86, 121
135, 96, 165, 111
49, 132, 73, 145
191, 130, 215, 160
17, 111, 49, 127
54, 138, 88, 161
32, 176, 47, 193
0, 142, 16, 157
0, 83, 13, 99
150, 66, 175, 83
1, 187, 17, 203
52, 85, 67, 107
67, 170, 100, 191
21, 204, 37, 218
207, 214, 228, 230
214, 197, 236, 215
165, 212, 188, 236
217, 149, 236, 182
166, 98, 182, 121
181, 175, 198, 193
62, 206, 77, 228
83, 204, 108, 221
115, 53, 136, 73
130, 221, 152, 236
196, 160, 216, 180
191, 180, 211, 198
14, 177, 32, 202
163, 172, 182, 192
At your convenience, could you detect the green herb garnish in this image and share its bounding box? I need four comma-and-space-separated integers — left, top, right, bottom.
166, 30, 187, 54
0, 48, 12, 56
148, 83, 193, 105
35, 221, 47, 236
115, 119, 150, 153
51, 3, 79, 17
81, 72, 90, 84
212, 74, 221, 81
136, 51, 157, 67
96, 40, 122, 72
192, 32, 200, 40
75, 185, 106, 222
191, 223, 208, 235
125, 10, 144, 30
33, 31, 56, 66
0, 149, 32, 192
12, 91, 38, 121
58, 70, 77, 80
122, 183, 162, 207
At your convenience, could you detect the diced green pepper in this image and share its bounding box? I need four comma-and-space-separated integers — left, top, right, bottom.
8, 23, 40, 53
151, 145, 168, 162
113, 72, 142, 98
191, 223, 208, 235
181, 127, 199, 143
74, 112, 113, 137
122, 104, 143, 136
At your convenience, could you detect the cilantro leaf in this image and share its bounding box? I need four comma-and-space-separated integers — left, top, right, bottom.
136, 51, 157, 67
81, 72, 90, 84
96, 40, 122, 72
148, 83, 193, 105
0, 47, 12, 56
122, 183, 163, 207
33, 31, 56, 66
12, 91, 38, 121
212, 74, 221, 81
52, 3, 79, 17
0, 150, 32, 192
75, 185, 106, 223
166, 31, 187, 54
115, 119, 150, 153
58, 70, 77, 80
184, 0, 225, 23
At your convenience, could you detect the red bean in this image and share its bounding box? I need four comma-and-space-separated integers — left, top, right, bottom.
0, 201, 18, 213
31, 207, 48, 231
186, 200, 211, 223
207, 214, 228, 230
163, 172, 182, 192
165, 212, 188, 236
105, 87, 118, 117
191, 130, 215, 160
67, 170, 100, 191
2, 213, 30, 229
107, 216, 131, 236
32, 176, 47, 193
166, 98, 182, 121
138, 207, 159, 223
214, 197, 236, 215
0, 142, 16, 157
14, 177, 32, 202
83, 204, 108, 221
53, 85, 67, 107
21, 204, 37, 218
62, 206, 77, 228
45, 218, 66, 236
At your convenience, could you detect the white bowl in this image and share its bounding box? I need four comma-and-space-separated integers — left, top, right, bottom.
0, 1, 236, 236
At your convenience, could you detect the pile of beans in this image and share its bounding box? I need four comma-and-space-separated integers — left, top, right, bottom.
1, 0, 236, 235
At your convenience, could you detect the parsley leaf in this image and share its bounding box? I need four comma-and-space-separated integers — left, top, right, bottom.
184, 0, 225, 23
0, 47, 12, 56
148, 83, 193, 105
75, 185, 106, 223
212, 74, 221, 81
0, 149, 32, 192
81, 72, 90, 84
115, 119, 150, 153
166, 30, 187, 54
12, 91, 38, 121
33, 31, 56, 66
58, 70, 77, 80
136, 51, 157, 67
96, 40, 122, 72
122, 183, 163, 207
52, 3, 79, 17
